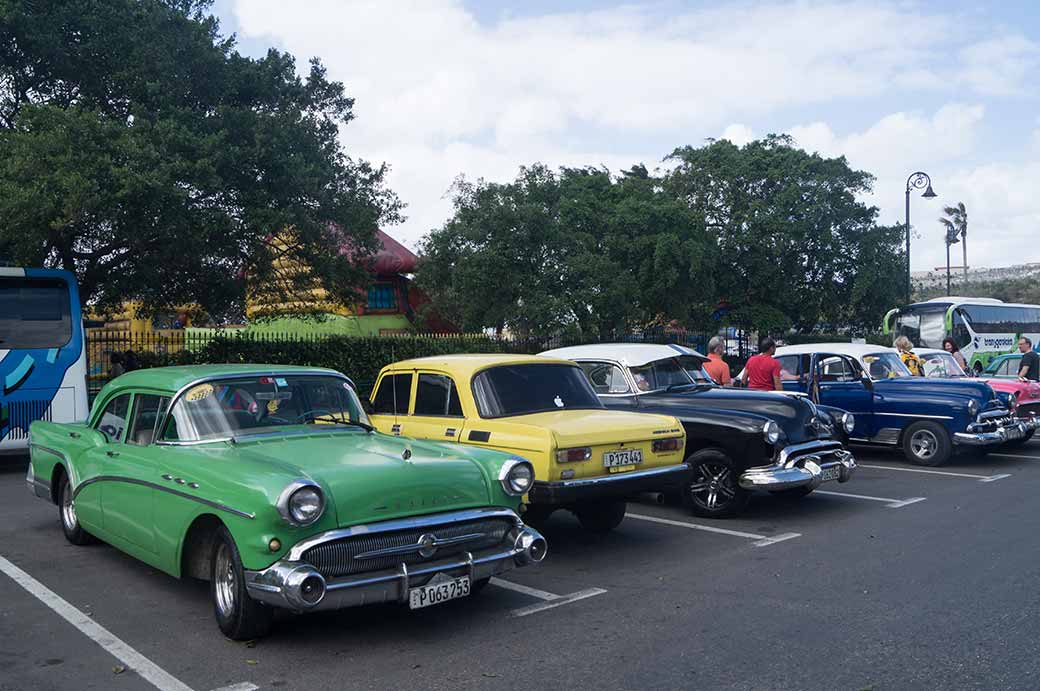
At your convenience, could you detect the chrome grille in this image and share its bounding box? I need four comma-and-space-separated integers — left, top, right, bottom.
2, 400, 52, 440
303, 517, 514, 579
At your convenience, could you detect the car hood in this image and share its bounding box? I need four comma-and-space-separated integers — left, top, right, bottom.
639, 387, 824, 442
874, 377, 997, 404
510, 409, 680, 448
230, 431, 493, 527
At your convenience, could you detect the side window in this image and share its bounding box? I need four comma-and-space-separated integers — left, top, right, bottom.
818, 356, 851, 382
127, 395, 170, 446
371, 373, 413, 415
775, 355, 800, 378
580, 362, 630, 394
414, 374, 464, 416
96, 394, 131, 442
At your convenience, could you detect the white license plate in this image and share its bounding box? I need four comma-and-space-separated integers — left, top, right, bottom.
603, 449, 643, 467
408, 575, 470, 610
820, 465, 841, 482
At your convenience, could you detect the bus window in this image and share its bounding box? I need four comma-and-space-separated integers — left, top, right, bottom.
952, 309, 971, 349
0, 277, 73, 349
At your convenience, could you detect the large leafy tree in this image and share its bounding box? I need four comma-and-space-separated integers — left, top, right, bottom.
0, 0, 400, 315
416, 164, 712, 338
664, 135, 903, 332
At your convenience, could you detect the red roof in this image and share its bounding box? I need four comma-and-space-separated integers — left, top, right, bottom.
371, 229, 418, 275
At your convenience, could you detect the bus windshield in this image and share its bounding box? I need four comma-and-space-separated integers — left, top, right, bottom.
0, 277, 73, 349
891, 304, 948, 349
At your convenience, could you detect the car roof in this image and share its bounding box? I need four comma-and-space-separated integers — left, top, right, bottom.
774, 343, 898, 358
382, 353, 576, 380
100, 364, 343, 395
540, 343, 706, 367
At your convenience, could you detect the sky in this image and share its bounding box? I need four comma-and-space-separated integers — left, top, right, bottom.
212, 0, 1040, 273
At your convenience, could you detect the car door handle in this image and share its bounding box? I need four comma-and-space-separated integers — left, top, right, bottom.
161, 474, 173, 481
106, 450, 119, 458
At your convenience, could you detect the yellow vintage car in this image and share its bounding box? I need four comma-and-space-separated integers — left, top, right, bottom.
368, 354, 689, 532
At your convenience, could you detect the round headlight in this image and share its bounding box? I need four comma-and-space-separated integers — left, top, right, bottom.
1008, 392, 1019, 411
500, 459, 535, 496
762, 420, 781, 445
842, 412, 856, 434
278, 481, 325, 526
968, 399, 979, 417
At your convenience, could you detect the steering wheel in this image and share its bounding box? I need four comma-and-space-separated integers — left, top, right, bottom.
292, 408, 347, 423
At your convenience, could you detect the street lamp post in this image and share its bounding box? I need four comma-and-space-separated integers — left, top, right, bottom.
905, 171, 937, 303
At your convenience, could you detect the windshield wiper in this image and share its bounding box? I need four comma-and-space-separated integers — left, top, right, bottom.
309, 415, 375, 433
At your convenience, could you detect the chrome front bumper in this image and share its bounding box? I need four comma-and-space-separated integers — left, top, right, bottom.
739, 440, 856, 492
954, 419, 1036, 446
527, 463, 691, 504
244, 510, 546, 613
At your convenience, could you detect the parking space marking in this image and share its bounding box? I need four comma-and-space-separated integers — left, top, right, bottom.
813, 490, 926, 508
989, 453, 1040, 461
626, 512, 801, 547
209, 684, 259, 691
0, 554, 201, 691
489, 577, 560, 601
858, 464, 1011, 483
510, 588, 608, 618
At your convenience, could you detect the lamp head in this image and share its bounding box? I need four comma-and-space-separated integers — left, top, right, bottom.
922, 184, 937, 199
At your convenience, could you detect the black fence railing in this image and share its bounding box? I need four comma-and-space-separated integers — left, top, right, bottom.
85, 327, 742, 398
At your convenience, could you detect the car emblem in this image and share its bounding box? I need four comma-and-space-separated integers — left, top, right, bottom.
417, 533, 438, 559
553, 395, 564, 408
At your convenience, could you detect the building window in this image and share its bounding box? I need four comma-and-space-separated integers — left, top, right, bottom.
367, 283, 396, 310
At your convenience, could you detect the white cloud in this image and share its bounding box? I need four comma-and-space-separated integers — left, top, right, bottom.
227, 0, 1040, 269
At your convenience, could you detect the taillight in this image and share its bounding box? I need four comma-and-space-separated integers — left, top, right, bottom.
652, 437, 683, 453
555, 447, 591, 463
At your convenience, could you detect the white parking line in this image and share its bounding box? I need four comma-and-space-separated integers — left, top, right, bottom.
858, 464, 1011, 483
813, 490, 926, 508
626, 512, 801, 547
510, 589, 608, 617
209, 684, 259, 691
0, 554, 201, 691
489, 577, 560, 601
989, 453, 1040, 460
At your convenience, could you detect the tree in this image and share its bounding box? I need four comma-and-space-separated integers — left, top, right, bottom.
663, 135, 903, 332
415, 164, 712, 338
0, 0, 400, 315
939, 202, 968, 290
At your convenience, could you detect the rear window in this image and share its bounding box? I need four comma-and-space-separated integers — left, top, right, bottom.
472, 363, 603, 418
0, 277, 73, 349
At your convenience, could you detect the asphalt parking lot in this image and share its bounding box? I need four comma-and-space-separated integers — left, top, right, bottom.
3, 439, 1040, 691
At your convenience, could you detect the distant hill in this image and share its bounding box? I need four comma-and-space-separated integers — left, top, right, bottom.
913, 262, 1040, 304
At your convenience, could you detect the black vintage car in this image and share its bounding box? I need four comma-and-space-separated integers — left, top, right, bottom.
541, 344, 857, 517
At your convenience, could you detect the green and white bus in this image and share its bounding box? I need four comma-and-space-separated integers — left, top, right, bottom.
884, 297, 1040, 374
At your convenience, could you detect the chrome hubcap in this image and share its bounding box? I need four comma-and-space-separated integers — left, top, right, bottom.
688, 462, 735, 509
214, 543, 237, 618
910, 429, 939, 459
61, 482, 78, 530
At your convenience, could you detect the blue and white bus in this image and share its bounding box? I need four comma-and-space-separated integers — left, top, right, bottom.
0, 267, 88, 454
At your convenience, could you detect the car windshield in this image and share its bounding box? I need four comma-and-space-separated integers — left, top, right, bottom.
472, 363, 604, 417
629, 358, 698, 391
920, 352, 967, 378
162, 374, 370, 442
862, 352, 914, 379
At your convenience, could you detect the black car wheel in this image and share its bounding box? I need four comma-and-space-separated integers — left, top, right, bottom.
902, 421, 952, 466
573, 499, 626, 533
212, 525, 274, 641
58, 471, 95, 546
682, 449, 750, 518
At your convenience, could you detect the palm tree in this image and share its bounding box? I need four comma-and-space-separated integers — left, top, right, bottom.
939, 202, 968, 294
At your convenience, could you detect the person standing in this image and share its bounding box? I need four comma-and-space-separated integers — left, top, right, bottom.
743, 337, 783, 391
1018, 337, 1039, 382
703, 336, 732, 386
894, 336, 925, 377
942, 337, 968, 373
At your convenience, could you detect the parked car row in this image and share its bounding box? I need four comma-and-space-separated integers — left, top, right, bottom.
25, 343, 1038, 639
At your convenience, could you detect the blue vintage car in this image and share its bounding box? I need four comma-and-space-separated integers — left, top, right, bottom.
773, 343, 1037, 466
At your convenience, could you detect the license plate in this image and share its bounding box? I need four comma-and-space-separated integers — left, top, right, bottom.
408, 575, 470, 610
603, 449, 643, 468
820, 465, 841, 482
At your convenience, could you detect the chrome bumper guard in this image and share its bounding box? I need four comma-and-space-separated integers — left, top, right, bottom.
739, 440, 856, 492
244, 510, 546, 613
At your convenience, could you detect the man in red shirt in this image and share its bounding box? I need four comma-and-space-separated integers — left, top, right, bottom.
743, 337, 783, 391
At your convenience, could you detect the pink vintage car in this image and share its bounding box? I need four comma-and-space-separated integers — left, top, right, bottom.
917, 349, 1039, 443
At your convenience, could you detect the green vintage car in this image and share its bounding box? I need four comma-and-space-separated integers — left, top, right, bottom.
26, 365, 546, 639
